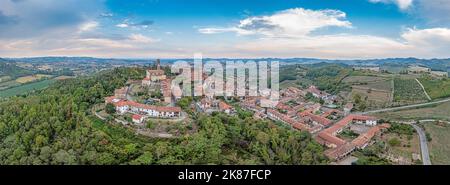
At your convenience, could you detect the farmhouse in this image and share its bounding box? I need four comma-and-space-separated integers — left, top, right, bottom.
408, 65, 431, 74
430, 71, 448, 77
132, 114, 145, 124
114, 87, 128, 99
105, 96, 181, 118
352, 66, 380, 72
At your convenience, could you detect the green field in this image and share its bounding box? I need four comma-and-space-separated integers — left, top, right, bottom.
393, 78, 428, 105
418, 77, 450, 100
423, 123, 450, 164
0, 79, 57, 98
371, 101, 450, 121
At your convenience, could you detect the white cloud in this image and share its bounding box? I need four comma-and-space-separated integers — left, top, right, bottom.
79, 21, 99, 32
197, 7, 450, 59
199, 8, 352, 37
128, 34, 159, 43
116, 23, 129, 28
369, 0, 414, 10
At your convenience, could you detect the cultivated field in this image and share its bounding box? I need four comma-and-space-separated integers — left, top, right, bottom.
423, 123, 450, 165
343, 75, 386, 84
418, 77, 450, 100
0, 80, 21, 91
0, 79, 57, 98
371, 101, 450, 121
15, 74, 53, 83
393, 78, 429, 105
0, 76, 12, 83
380, 132, 421, 164
54, 76, 75, 80
348, 79, 393, 109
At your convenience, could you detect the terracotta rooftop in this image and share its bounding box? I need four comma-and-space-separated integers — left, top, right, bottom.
132, 114, 143, 120
219, 101, 233, 110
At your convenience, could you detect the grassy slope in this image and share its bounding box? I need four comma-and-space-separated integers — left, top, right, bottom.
371, 101, 450, 121
423, 123, 450, 164
0, 79, 57, 98
419, 78, 450, 100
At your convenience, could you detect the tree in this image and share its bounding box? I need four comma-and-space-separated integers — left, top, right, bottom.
146, 120, 155, 129
388, 138, 401, 147
105, 103, 116, 114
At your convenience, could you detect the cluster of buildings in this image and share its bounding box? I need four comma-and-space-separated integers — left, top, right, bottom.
196, 97, 235, 115
408, 65, 448, 77
104, 59, 182, 125
315, 114, 389, 160
238, 85, 389, 161
352, 66, 381, 72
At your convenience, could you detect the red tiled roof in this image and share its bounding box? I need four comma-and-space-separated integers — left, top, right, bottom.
323, 114, 377, 135
351, 123, 390, 148
300, 111, 332, 126
219, 101, 232, 110
324, 143, 356, 160
147, 69, 165, 75
105, 96, 117, 103
317, 132, 346, 146
132, 114, 143, 120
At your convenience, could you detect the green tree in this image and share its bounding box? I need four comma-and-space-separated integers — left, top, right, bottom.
105, 103, 116, 114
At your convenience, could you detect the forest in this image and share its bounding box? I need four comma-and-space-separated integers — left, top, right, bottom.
0, 67, 327, 165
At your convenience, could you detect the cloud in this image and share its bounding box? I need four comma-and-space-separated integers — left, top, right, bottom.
0, 0, 105, 39
199, 8, 351, 37
414, 0, 450, 25
198, 7, 450, 59
128, 34, 159, 43
79, 21, 99, 32
116, 23, 129, 28
116, 20, 154, 29
369, 0, 414, 10
100, 13, 113, 18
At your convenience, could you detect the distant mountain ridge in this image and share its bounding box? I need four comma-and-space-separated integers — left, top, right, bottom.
2, 56, 450, 71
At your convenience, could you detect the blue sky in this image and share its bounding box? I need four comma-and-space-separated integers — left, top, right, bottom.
1, 0, 450, 59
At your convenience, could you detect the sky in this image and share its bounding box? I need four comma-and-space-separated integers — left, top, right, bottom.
1, 0, 450, 59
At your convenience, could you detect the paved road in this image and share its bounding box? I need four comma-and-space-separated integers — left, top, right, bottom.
406, 122, 432, 165
360, 98, 450, 115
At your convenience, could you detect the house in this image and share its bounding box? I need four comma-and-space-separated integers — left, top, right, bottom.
106, 97, 182, 118
351, 123, 390, 149
219, 101, 234, 114
352, 66, 380, 72
299, 111, 333, 127
161, 79, 172, 104
324, 143, 356, 160
344, 103, 354, 115
114, 87, 128, 99
316, 114, 378, 148
431, 71, 448, 77
408, 65, 431, 74
132, 114, 145, 124
307, 85, 323, 98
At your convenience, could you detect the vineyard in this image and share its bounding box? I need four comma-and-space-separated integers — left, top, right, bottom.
419, 77, 450, 99
393, 78, 429, 105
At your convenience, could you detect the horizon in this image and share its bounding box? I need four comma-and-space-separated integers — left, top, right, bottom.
2, 0, 450, 59
2, 56, 450, 61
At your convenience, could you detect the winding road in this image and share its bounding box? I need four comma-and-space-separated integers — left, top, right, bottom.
404, 122, 431, 165
355, 98, 450, 165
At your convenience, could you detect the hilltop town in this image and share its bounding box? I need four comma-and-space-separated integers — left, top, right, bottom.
98, 59, 401, 163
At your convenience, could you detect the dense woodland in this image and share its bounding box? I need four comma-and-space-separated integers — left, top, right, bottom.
0, 67, 327, 165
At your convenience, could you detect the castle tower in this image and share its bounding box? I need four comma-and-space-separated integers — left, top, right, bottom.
156, 59, 161, 70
